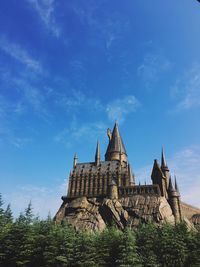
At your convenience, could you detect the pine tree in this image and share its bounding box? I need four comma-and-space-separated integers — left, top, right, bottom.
185, 226, 200, 267
155, 223, 188, 267
116, 228, 142, 267
0, 194, 4, 228
4, 204, 13, 225
136, 224, 160, 267
71, 231, 97, 267
96, 227, 122, 267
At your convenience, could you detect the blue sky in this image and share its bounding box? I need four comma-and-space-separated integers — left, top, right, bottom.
0, 0, 200, 217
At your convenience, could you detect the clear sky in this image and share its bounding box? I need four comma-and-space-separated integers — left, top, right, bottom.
0, 0, 200, 217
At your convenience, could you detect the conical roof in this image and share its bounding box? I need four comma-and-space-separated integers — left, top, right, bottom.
161, 147, 169, 170
174, 175, 180, 193
95, 140, 100, 165
105, 123, 127, 157
151, 159, 162, 176
168, 176, 175, 192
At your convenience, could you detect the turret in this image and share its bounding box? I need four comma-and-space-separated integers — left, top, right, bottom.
151, 159, 168, 198
105, 123, 127, 162
73, 153, 78, 168
95, 140, 100, 166
109, 179, 118, 200
161, 147, 170, 188
174, 175, 180, 193
128, 163, 135, 185
168, 176, 182, 224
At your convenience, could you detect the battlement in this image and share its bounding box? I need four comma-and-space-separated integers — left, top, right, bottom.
119, 184, 161, 197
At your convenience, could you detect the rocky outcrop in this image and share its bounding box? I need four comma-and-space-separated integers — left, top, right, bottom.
55, 195, 175, 231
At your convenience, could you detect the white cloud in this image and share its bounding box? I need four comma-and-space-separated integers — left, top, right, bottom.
54, 94, 141, 146
2, 181, 66, 218
106, 95, 140, 123
27, 0, 60, 37
54, 117, 107, 147
137, 53, 171, 89
171, 64, 200, 111
71, 2, 130, 54
0, 94, 32, 148
135, 145, 200, 208
0, 37, 42, 72
55, 89, 103, 112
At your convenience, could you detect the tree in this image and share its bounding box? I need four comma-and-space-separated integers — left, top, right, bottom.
136, 224, 160, 267
185, 227, 200, 267
117, 228, 142, 267
155, 223, 188, 267
0, 194, 4, 228
4, 204, 13, 225
96, 227, 123, 267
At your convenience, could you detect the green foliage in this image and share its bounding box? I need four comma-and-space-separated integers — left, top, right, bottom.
117, 228, 142, 267
0, 194, 200, 267
155, 223, 188, 267
136, 224, 161, 267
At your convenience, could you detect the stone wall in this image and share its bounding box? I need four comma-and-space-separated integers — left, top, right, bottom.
181, 202, 200, 220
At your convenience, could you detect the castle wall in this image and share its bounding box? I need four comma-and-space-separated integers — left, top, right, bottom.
118, 185, 161, 197
181, 202, 200, 220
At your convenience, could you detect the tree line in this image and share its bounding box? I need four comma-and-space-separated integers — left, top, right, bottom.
0, 194, 200, 267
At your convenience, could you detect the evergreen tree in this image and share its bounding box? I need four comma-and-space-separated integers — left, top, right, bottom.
4, 204, 13, 225
31, 218, 54, 267
136, 224, 160, 267
116, 228, 142, 267
155, 223, 188, 267
96, 227, 122, 267
71, 231, 97, 267
185, 227, 200, 267
0, 194, 4, 228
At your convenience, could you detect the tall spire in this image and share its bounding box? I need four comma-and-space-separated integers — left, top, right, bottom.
73, 153, 78, 168
128, 163, 134, 184
151, 159, 162, 177
161, 147, 168, 169
168, 176, 175, 192
95, 140, 100, 166
174, 175, 180, 193
105, 123, 127, 162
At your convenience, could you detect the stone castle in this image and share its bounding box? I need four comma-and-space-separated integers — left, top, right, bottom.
55, 123, 200, 231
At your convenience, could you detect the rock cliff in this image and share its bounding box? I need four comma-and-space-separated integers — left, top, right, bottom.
55, 195, 175, 231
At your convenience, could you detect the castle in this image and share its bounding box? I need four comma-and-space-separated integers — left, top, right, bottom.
55, 123, 200, 230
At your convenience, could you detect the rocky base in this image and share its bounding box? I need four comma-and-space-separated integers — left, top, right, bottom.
55, 195, 175, 231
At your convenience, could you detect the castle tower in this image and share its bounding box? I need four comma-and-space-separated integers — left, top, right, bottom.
168, 176, 182, 224
151, 159, 168, 198
105, 123, 127, 162
73, 153, 78, 168
95, 140, 100, 166
109, 179, 118, 199
161, 147, 170, 189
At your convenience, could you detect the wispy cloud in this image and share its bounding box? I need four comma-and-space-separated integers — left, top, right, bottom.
54, 117, 107, 147
71, 2, 130, 53
106, 95, 140, 123
135, 145, 200, 208
0, 37, 42, 72
170, 64, 200, 111
137, 53, 171, 89
0, 94, 31, 148
54, 94, 141, 146
55, 89, 103, 112
2, 181, 66, 218
27, 0, 60, 37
